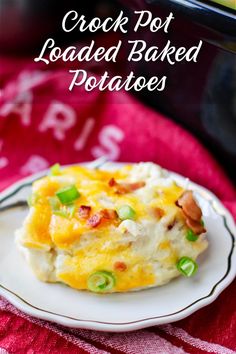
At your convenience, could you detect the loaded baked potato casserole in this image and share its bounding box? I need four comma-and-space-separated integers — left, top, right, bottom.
16, 162, 207, 293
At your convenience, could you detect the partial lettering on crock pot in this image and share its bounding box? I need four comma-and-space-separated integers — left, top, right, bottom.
15, 162, 208, 293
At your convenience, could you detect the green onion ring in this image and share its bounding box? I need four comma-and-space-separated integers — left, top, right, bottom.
117, 205, 136, 220
56, 185, 80, 205
176, 257, 198, 277
87, 271, 116, 293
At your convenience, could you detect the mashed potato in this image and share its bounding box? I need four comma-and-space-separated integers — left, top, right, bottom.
15, 162, 208, 293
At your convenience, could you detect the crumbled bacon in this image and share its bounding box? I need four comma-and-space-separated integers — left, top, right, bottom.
176, 191, 206, 235
87, 209, 118, 228
114, 261, 127, 272
176, 191, 202, 221
78, 205, 91, 219
108, 178, 116, 187
108, 178, 145, 194
186, 218, 205, 235
87, 213, 102, 228
115, 185, 129, 195
129, 181, 146, 191
100, 209, 118, 220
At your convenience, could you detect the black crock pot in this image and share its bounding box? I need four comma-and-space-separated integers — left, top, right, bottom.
119, 0, 236, 182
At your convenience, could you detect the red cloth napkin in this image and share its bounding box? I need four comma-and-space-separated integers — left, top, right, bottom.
0, 58, 236, 354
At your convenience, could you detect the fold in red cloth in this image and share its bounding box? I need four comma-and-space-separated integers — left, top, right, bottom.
0, 59, 235, 353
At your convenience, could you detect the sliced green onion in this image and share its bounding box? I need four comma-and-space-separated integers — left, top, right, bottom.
177, 257, 198, 277
117, 205, 136, 220
87, 271, 116, 293
200, 219, 205, 226
56, 185, 80, 205
186, 229, 198, 242
49, 163, 61, 176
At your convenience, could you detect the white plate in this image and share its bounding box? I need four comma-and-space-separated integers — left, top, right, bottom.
0, 162, 235, 332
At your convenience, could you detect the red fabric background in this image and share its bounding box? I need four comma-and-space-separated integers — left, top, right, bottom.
0, 58, 235, 353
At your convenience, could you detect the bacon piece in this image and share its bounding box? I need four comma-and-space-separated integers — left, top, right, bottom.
186, 218, 206, 235
108, 178, 128, 194
127, 181, 146, 191
87, 213, 102, 228
108, 178, 145, 194
87, 209, 117, 228
176, 191, 206, 235
115, 185, 129, 195
108, 178, 116, 187
114, 261, 127, 272
176, 191, 202, 221
78, 205, 91, 219
100, 209, 118, 220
